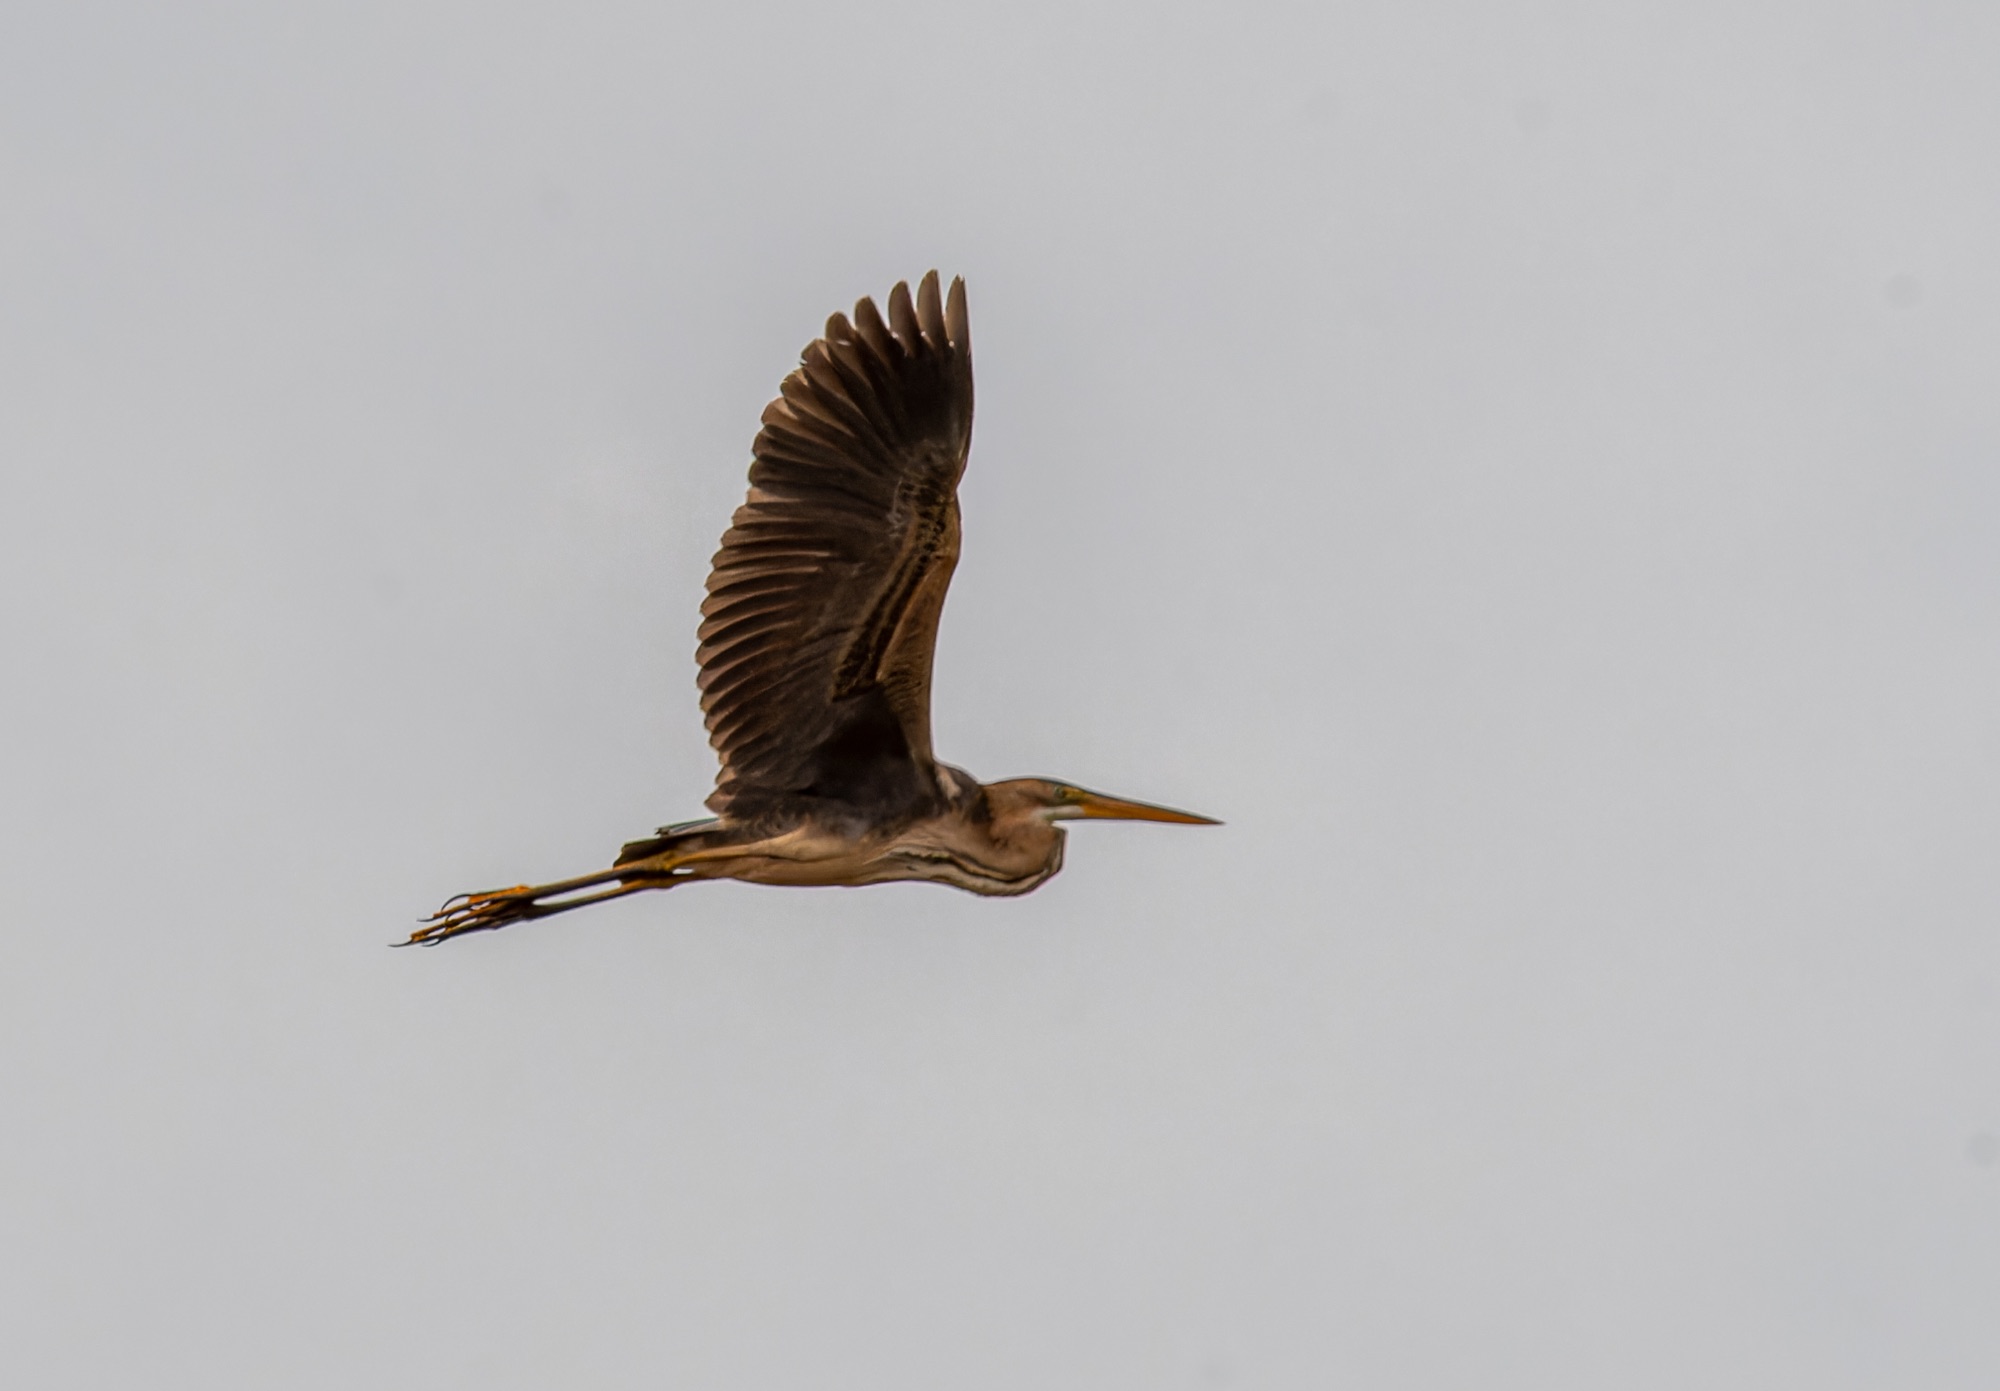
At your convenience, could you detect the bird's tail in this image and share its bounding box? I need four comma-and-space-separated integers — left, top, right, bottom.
614, 817, 725, 867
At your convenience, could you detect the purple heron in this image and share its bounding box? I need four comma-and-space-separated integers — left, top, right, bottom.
411, 272, 1215, 944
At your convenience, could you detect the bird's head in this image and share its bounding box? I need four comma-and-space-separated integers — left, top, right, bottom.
981, 778, 1220, 828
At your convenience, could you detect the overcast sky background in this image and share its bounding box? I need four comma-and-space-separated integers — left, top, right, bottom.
3, 2, 1997, 1387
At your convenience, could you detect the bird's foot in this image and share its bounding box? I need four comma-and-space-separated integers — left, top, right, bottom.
406, 884, 543, 945
403, 862, 679, 945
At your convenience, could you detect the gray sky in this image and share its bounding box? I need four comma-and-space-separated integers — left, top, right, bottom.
3, 2, 1996, 1387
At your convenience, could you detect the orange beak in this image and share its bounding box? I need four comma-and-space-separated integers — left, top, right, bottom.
1067, 788, 1221, 825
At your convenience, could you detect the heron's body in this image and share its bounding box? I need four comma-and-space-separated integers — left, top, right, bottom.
612, 768, 1065, 896
414, 273, 1211, 944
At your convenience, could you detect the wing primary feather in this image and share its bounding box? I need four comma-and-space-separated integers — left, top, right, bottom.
886, 280, 921, 350
945, 276, 969, 349
916, 270, 947, 346
851, 295, 900, 363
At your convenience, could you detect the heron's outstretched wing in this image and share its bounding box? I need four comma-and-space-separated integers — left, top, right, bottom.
696, 272, 973, 821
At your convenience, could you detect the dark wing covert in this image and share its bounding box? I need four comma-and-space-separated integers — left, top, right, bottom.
695, 271, 973, 822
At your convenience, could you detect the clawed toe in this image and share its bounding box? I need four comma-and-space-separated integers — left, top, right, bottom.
404, 885, 539, 945
404, 868, 675, 945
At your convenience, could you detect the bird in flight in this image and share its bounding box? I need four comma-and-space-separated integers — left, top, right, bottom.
411, 272, 1214, 944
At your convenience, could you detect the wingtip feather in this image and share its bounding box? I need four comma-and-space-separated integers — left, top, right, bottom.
916, 271, 946, 346
945, 276, 969, 350
886, 280, 920, 348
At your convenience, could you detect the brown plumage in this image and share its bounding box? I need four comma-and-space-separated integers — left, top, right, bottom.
411, 272, 1213, 945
